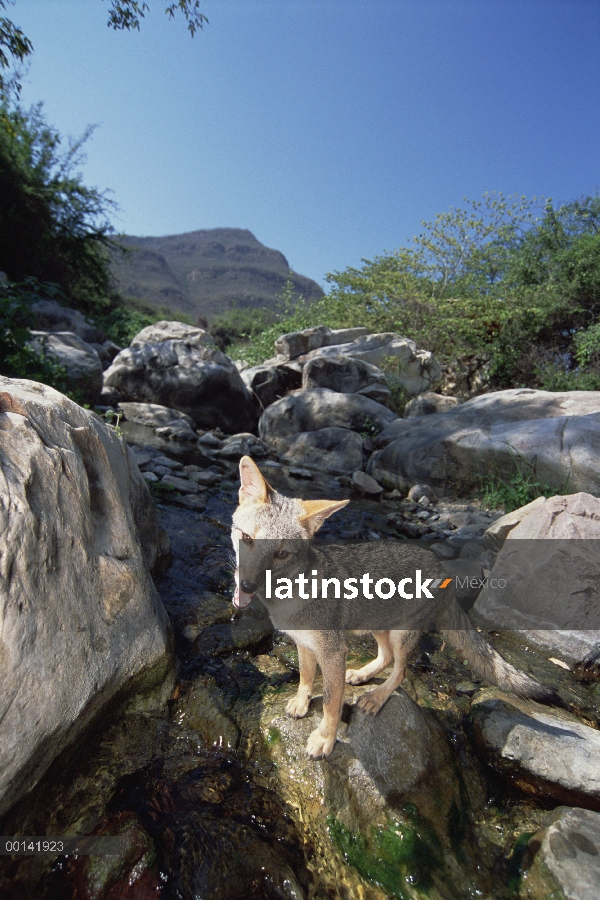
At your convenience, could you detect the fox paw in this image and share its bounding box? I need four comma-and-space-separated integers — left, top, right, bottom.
306, 728, 336, 758
286, 695, 310, 718
356, 689, 387, 715
345, 667, 370, 685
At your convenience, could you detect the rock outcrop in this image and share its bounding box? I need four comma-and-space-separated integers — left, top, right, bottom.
0, 377, 173, 817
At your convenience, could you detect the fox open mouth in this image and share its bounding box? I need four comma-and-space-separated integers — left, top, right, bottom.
233, 583, 254, 609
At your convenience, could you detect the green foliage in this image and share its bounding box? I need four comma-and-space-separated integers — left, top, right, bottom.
104, 408, 123, 437
479, 445, 569, 512
209, 306, 278, 352
105, 1, 208, 35
0, 279, 69, 392
0, 99, 117, 315
93, 300, 172, 347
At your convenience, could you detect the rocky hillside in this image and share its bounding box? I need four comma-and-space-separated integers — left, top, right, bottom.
109, 228, 324, 319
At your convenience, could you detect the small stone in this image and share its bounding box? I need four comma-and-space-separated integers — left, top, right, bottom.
153, 456, 183, 470
408, 484, 437, 503
416, 510, 430, 520
173, 494, 207, 511
197, 432, 223, 448
288, 468, 314, 479
142, 471, 158, 483
153, 465, 172, 477
189, 470, 220, 485
418, 496, 431, 507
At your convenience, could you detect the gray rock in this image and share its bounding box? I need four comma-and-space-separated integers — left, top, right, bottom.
274, 325, 369, 360
301, 355, 387, 394
30, 298, 105, 344
407, 484, 437, 503
99, 385, 122, 407
142, 471, 159, 483
29, 331, 104, 405
482, 496, 548, 551
103, 324, 256, 433
258, 388, 395, 442
154, 421, 198, 442
89, 339, 122, 369
130, 320, 214, 347
520, 807, 600, 900
471, 694, 600, 810
275, 427, 364, 475
162, 474, 199, 493
153, 456, 183, 469
0, 377, 173, 818
241, 362, 302, 409
404, 391, 462, 417
189, 470, 220, 485
351, 470, 384, 498
197, 432, 223, 448
118, 401, 195, 430
475, 494, 600, 662
368, 389, 600, 494
305, 333, 441, 396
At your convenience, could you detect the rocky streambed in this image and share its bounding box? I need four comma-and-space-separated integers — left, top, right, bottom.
1, 418, 600, 900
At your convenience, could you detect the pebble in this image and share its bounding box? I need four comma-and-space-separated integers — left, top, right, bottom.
142, 471, 158, 483
162, 474, 199, 494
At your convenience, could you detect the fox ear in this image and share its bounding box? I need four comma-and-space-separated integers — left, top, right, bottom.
298, 498, 349, 533
239, 455, 272, 504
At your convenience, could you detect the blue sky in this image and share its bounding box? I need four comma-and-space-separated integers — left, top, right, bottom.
11, 0, 600, 287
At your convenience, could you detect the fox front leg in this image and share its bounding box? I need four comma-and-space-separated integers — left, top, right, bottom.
286, 644, 317, 718
306, 650, 346, 759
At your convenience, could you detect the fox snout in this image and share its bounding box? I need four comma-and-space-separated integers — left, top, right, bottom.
240, 580, 258, 594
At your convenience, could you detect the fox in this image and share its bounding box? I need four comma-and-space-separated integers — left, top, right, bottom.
231, 456, 559, 759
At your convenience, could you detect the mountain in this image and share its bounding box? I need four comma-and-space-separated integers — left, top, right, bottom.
109, 228, 324, 320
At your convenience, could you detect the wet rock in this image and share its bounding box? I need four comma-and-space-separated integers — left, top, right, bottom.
368, 389, 600, 494
173, 680, 240, 752
301, 355, 387, 394
275, 427, 364, 475
351, 470, 384, 498
259, 388, 395, 442
520, 807, 600, 900
0, 377, 173, 817
215, 433, 269, 460
470, 694, 600, 811
29, 331, 103, 405
104, 322, 256, 433
404, 391, 462, 417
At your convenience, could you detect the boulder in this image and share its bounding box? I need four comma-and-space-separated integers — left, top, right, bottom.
351, 470, 384, 498
130, 320, 214, 348
404, 391, 461, 417
274, 325, 369, 360
118, 402, 195, 430
0, 377, 173, 817
258, 388, 396, 442
30, 298, 105, 344
275, 427, 365, 475
301, 355, 387, 394
474, 494, 600, 663
519, 807, 600, 900
29, 331, 104, 405
482, 496, 548, 551
103, 326, 256, 433
368, 389, 600, 494
471, 693, 600, 811
241, 362, 302, 409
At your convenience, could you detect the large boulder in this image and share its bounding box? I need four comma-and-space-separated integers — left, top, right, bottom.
29, 331, 104, 405
258, 388, 396, 442
368, 389, 600, 494
471, 693, 600, 810
274, 427, 365, 475
103, 323, 256, 433
30, 298, 105, 344
0, 377, 173, 817
301, 355, 387, 394
274, 325, 369, 360
404, 391, 461, 417
473, 493, 600, 662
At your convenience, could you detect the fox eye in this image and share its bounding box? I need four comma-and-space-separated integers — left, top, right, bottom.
241, 533, 253, 544
274, 549, 290, 560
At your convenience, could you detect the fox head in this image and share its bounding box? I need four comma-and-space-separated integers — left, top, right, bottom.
231, 456, 348, 609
